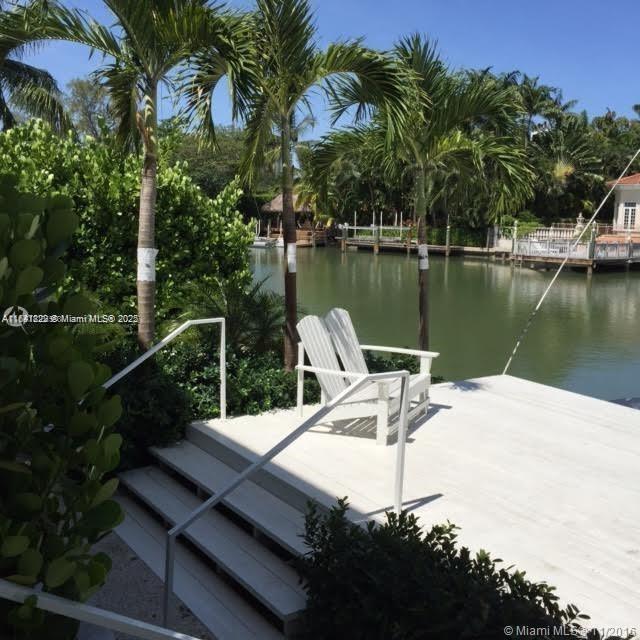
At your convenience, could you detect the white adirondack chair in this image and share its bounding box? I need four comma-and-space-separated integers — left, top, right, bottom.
296, 309, 439, 445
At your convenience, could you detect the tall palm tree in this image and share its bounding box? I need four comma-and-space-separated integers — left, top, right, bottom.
0, 1, 68, 131
37, 0, 249, 348
186, 0, 407, 370
313, 35, 534, 349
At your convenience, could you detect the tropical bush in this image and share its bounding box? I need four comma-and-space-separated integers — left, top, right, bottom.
156, 340, 320, 419
0, 175, 123, 639
0, 119, 253, 321
167, 278, 286, 357
297, 499, 627, 640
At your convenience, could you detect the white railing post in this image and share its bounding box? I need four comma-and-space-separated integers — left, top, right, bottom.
393, 372, 410, 514
296, 342, 305, 416
163, 535, 176, 628
219, 319, 226, 421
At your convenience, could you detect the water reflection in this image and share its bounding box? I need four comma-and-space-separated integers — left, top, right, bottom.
251, 248, 640, 400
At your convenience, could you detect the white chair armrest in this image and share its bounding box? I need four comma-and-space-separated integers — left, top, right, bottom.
360, 345, 440, 359
295, 365, 365, 380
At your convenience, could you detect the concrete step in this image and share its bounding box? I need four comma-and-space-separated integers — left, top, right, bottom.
119, 466, 306, 630
116, 494, 285, 640
149, 441, 307, 556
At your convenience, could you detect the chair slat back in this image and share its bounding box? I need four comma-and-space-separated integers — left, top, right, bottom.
324, 308, 369, 375
297, 315, 349, 400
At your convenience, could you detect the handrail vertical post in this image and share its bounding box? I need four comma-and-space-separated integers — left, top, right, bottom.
219, 319, 226, 421
163, 534, 176, 628
394, 372, 410, 514
296, 342, 305, 416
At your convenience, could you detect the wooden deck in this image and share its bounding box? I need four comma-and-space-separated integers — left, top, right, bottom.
197, 375, 640, 628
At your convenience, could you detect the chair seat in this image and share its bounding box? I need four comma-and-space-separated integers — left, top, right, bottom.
345, 372, 429, 405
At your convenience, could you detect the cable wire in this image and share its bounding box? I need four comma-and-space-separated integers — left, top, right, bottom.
502, 146, 640, 375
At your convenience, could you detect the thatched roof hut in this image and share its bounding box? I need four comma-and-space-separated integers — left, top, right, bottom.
261, 193, 313, 215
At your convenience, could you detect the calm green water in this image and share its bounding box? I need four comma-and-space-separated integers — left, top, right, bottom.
251, 248, 640, 401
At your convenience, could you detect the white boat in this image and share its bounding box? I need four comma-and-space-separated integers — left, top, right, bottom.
252, 237, 276, 248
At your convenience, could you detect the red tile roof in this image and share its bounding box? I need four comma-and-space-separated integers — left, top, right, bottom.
606, 173, 640, 186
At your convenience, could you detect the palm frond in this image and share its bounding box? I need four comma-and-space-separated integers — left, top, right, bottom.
2, 58, 70, 131
239, 91, 279, 185
98, 61, 141, 150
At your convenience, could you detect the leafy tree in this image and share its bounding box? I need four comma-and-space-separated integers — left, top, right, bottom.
530, 112, 603, 221
0, 119, 253, 324
64, 76, 115, 137
185, 0, 408, 369
0, 1, 68, 132
39, 0, 250, 348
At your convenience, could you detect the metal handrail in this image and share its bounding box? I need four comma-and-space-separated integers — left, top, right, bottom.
0, 579, 201, 640
104, 318, 226, 421
162, 368, 411, 627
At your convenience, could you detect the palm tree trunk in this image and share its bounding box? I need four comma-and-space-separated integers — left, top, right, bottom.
415, 167, 429, 350
136, 84, 158, 349
281, 114, 298, 370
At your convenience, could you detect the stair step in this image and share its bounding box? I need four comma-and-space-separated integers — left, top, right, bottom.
116, 494, 285, 640
188, 422, 324, 515
119, 466, 306, 625
150, 441, 307, 556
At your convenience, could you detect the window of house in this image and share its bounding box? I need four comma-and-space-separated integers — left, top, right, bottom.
623, 202, 637, 229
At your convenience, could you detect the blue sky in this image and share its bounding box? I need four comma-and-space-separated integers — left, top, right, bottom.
22, 0, 640, 138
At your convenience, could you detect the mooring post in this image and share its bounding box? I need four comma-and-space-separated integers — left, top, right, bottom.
374, 225, 380, 254
341, 223, 348, 253
311, 228, 316, 248
587, 223, 597, 276
445, 224, 451, 257
406, 228, 412, 255
588, 222, 596, 259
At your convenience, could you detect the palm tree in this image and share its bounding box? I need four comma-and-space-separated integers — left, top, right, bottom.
37, 0, 248, 348
313, 35, 534, 349
185, 0, 406, 370
514, 73, 556, 143
0, 1, 68, 131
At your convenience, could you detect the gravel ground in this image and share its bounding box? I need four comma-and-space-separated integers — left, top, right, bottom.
83, 532, 213, 640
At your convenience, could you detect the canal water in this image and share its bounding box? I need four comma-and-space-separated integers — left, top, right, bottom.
251, 247, 640, 401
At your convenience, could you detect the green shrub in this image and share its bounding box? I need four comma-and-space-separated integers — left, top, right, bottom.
0, 119, 253, 321
297, 499, 624, 640
365, 351, 444, 383
158, 343, 320, 419
0, 175, 123, 639
104, 341, 192, 470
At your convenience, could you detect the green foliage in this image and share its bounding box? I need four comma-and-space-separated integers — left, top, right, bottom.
297, 499, 626, 640
103, 341, 191, 470
0, 175, 122, 638
0, 119, 253, 321
64, 77, 116, 138
157, 342, 320, 421
168, 278, 286, 356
